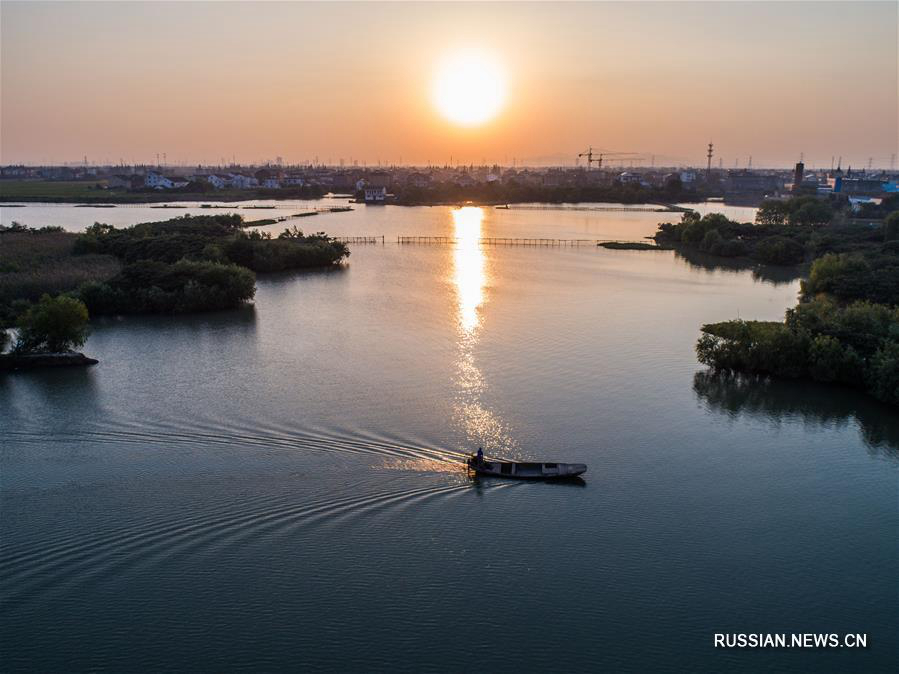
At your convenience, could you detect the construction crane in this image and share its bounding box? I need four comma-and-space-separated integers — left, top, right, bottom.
578, 148, 647, 170
577, 147, 602, 169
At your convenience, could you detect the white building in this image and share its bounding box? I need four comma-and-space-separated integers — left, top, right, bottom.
207, 174, 229, 189
363, 185, 387, 203
145, 171, 176, 189
228, 173, 259, 189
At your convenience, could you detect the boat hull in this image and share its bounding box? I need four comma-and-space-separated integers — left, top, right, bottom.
467, 459, 587, 480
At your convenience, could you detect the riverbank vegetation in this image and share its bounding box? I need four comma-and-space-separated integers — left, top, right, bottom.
656, 196, 898, 266
11, 294, 90, 353
0, 224, 121, 322
1, 215, 349, 327
389, 180, 695, 206
695, 206, 899, 406
0, 179, 326, 204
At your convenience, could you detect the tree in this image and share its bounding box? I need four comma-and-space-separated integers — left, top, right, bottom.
0, 329, 8, 354
789, 197, 832, 226
756, 200, 789, 226
14, 294, 90, 353
884, 211, 899, 242
752, 236, 805, 265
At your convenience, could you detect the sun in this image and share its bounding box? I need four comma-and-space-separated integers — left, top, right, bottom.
432, 49, 506, 127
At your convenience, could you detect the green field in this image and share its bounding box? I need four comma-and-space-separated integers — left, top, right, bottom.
0, 179, 123, 201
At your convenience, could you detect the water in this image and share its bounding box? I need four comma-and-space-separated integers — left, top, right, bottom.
2, 205, 897, 672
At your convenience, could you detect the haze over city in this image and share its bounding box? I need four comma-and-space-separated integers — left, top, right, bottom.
2, 0, 896, 168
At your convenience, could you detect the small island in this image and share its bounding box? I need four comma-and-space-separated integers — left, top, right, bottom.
593, 195, 899, 407
0, 215, 350, 368
682, 200, 899, 407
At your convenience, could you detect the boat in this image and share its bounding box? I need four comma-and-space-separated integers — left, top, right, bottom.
466, 454, 586, 479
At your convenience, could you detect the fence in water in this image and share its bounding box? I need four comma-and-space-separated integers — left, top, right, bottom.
334, 236, 384, 244
495, 204, 692, 213
396, 236, 653, 247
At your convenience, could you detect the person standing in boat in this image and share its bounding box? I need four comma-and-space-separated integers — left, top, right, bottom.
476, 447, 484, 466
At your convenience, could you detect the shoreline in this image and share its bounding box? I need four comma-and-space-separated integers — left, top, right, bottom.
0, 351, 98, 371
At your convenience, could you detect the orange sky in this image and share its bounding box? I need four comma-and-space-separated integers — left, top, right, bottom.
2, 1, 896, 168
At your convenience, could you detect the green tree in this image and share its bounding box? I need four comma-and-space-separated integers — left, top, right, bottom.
14, 294, 90, 353
756, 200, 789, 225
867, 342, 899, 405
789, 198, 833, 226
753, 236, 805, 265
884, 211, 899, 242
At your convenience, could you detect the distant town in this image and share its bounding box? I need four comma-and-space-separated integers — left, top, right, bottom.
2, 155, 897, 206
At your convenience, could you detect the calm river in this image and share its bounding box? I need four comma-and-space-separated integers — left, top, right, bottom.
2, 202, 897, 672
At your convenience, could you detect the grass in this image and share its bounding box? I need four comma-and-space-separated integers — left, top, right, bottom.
0, 180, 327, 204
0, 230, 120, 321
0, 179, 121, 201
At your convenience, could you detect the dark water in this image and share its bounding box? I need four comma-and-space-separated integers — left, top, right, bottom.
2, 206, 897, 672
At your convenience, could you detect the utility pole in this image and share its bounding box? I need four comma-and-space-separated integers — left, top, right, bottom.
706, 142, 714, 179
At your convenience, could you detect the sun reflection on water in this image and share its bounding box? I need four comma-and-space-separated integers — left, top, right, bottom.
452, 207, 486, 334
450, 207, 520, 458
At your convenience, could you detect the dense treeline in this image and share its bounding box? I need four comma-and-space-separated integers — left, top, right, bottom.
389, 179, 694, 206
72, 215, 348, 315
656, 208, 816, 265
0, 180, 326, 204
1, 215, 349, 344
697, 299, 899, 406
695, 206, 899, 406
78, 259, 256, 314
656, 198, 897, 266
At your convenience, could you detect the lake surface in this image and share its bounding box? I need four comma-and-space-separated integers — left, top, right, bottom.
2, 204, 897, 672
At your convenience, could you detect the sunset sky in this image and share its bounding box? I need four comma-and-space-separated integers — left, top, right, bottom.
2, 1, 896, 168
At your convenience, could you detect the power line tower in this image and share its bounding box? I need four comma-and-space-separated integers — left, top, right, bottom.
706, 142, 714, 179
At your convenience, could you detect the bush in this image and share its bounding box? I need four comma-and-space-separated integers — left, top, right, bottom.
698, 299, 899, 405
224, 232, 349, 272
802, 253, 899, 305
884, 212, 899, 242
79, 260, 256, 315
13, 294, 90, 353
756, 200, 789, 225
790, 198, 833, 226
752, 236, 805, 265
714, 238, 748, 257
867, 342, 899, 406
699, 229, 723, 253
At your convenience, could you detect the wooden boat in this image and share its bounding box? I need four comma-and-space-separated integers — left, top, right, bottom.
466, 455, 586, 479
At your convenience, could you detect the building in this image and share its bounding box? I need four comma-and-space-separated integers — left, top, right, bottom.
228, 173, 259, 189
836, 177, 888, 197
363, 185, 387, 203
106, 174, 134, 189
725, 170, 783, 194
145, 171, 176, 189
206, 174, 229, 189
